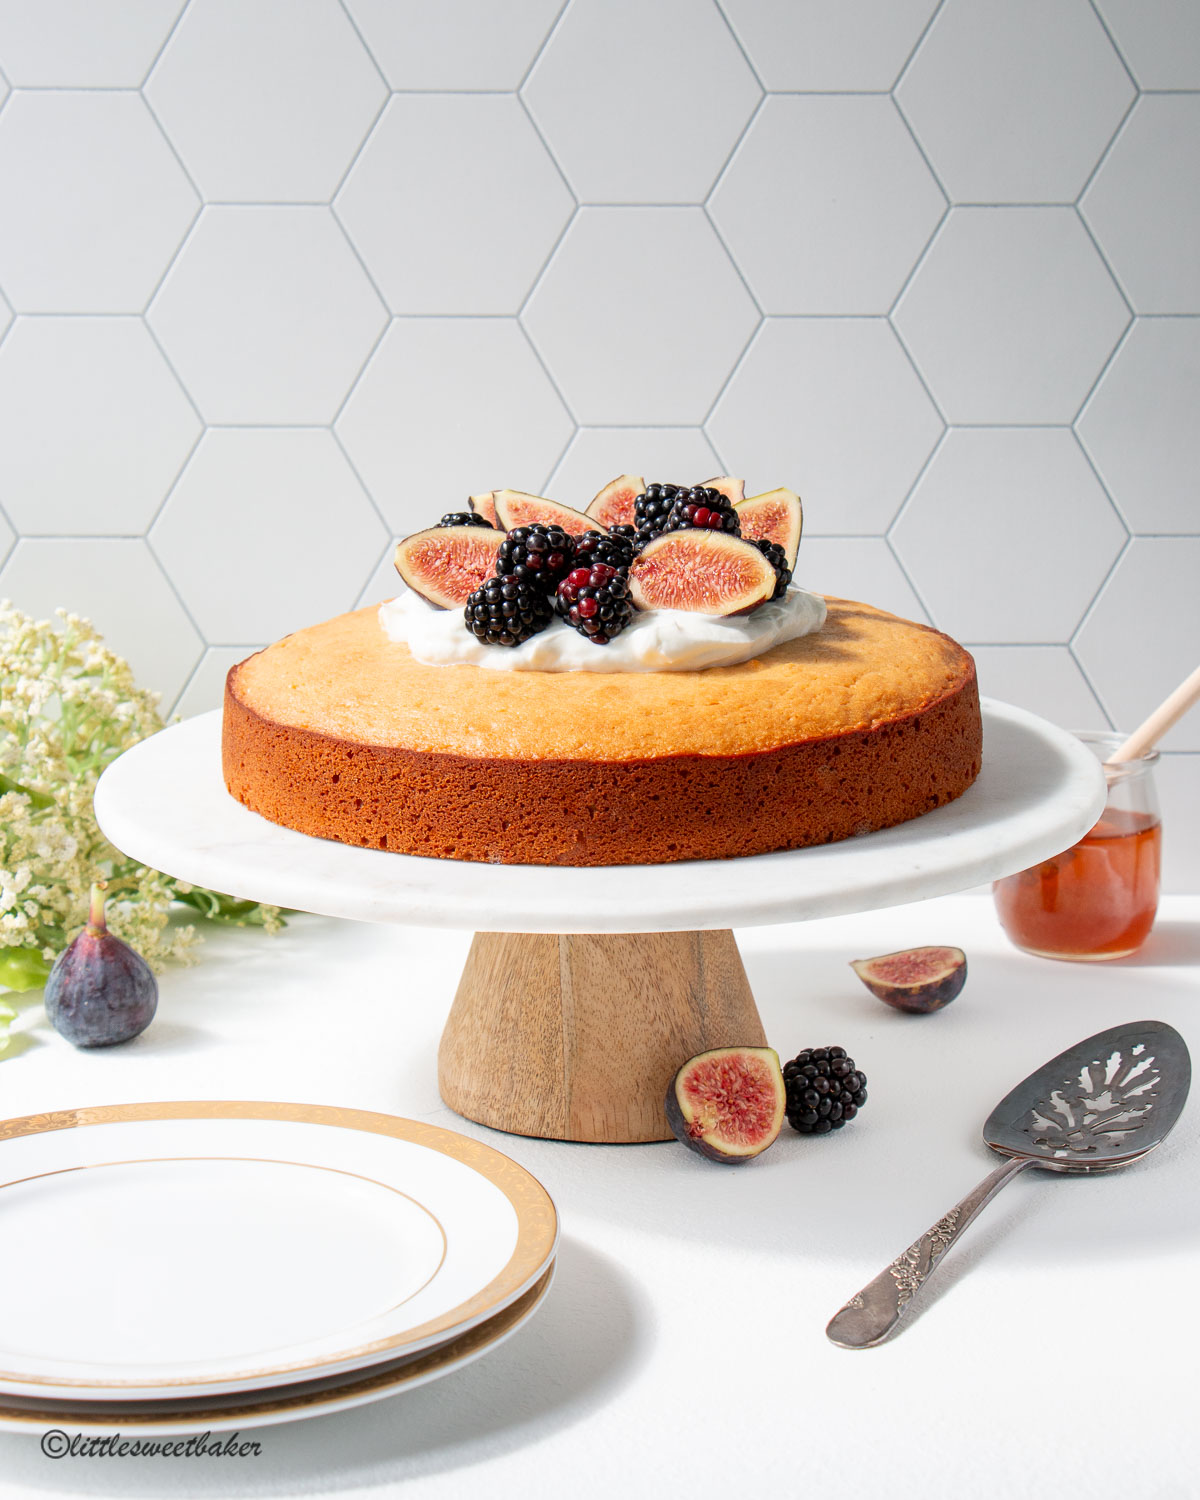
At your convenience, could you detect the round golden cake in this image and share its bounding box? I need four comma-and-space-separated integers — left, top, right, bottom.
222, 596, 982, 866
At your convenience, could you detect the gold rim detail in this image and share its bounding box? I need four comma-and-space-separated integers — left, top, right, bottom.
0, 1101, 557, 1390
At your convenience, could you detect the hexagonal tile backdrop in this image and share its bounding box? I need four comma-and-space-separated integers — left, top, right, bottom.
335, 94, 572, 313
0, 0, 1195, 889
895, 0, 1133, 204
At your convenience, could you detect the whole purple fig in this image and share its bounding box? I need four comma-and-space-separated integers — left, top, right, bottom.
44, 883, 158, 1047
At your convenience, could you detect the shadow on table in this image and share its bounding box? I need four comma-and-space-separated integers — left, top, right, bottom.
478, 938, 1200, 1279
0, 1236, 648, 1494
1104, 918, 1200, 967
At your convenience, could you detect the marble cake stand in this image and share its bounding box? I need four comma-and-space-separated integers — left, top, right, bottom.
94, 701, 1105, 1145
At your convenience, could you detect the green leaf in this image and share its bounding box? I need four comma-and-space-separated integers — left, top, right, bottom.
173, 887, 288, 928
0, 772, 55, 811
0, 948, 52, 992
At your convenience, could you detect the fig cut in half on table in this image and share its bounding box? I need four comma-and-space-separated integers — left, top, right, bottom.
666, 1046, 787, 1164
394, 525, 505, 609
850, 946, 967, 1013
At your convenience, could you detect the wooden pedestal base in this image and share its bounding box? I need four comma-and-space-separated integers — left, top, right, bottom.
437, 930, 765, 1143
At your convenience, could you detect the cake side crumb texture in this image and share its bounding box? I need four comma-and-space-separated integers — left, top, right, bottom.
222, 597, 983, 867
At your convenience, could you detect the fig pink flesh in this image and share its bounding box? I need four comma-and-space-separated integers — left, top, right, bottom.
494, 491, 599, 535
395, 527, 503, 607
864, 947, 961, 985
629, 532, 774, 615
682, 1053, 778, 1147
469, 491, 498, 526
735, 489, 802, 567
701, 476, 745, 504
587, 474, 644, 529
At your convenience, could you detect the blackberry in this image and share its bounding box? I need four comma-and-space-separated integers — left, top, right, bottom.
495, 523, 575, 591
464, 574, 554, 648
633, 482, 682, 544
574, 528, 636, 571
556, 562, 634, 645
751, 537, 792, 598
661, 485, 741, 537
438, 511, 495, 529
782, 1046, 867, 1135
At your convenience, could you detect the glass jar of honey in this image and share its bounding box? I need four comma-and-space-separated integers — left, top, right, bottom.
993, 731, 1162, 961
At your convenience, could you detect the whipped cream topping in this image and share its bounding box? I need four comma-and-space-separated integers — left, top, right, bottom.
379, 586, 826, 673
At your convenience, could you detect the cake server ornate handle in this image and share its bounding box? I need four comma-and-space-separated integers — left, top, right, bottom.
825, 1155, 1036, 1349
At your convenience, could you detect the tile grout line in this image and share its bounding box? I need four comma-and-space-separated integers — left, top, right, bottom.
139, 417, 206, 536
700, 312, 763, 434
331, 0, 392, 98
329, 314, 393, 433
710, 0, 767, 92
1066, 428, 1131, 547
517, 0, 574, 94
326, 87, 392, 207
330, 413, 395, 537
1084, 0, 1141, 98
518, 203, 579, 322
885, 422, 950, 538
894, 0, 949, 94
139, 531, 209, 716
513, 314, 579, 428
140, 314, 207, 432
882, 532, 933, 624
1068, 530, 1132, 660
1074, 85, 1140, 209
140, 0, 192, 87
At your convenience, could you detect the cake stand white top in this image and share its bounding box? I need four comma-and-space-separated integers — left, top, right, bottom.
94, 702, 1104, 934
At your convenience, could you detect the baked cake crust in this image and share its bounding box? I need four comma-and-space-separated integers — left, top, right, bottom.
222, 597, 982, 866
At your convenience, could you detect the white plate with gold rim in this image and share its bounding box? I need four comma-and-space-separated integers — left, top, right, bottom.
0, 1263, 555, 1435
0, 1102, 557, 1402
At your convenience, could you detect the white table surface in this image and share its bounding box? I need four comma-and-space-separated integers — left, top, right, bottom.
1, 891, 1197, 1499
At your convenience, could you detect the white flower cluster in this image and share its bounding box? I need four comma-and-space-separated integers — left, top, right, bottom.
0, 603, 282, 1048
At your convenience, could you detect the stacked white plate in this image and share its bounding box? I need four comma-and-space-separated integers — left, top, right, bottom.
0, 1102, 558, 1434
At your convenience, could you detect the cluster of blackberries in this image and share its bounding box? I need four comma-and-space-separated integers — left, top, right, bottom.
496, 524, 575, 589
782, 1047, 867, 1135
463, 522, 638, 648
751, 538, 792, 598
464, 574, 554, 647
464, 523, 574, 648
555, 562, 633, 645
573, 527, 636, 572
633, 483, 741, 548
438, 511, 496, 530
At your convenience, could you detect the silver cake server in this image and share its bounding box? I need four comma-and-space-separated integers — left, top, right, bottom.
826, 1018, 1190, 1349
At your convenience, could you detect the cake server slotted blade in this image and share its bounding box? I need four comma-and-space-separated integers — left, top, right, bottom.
826, 1019, 1190, 1350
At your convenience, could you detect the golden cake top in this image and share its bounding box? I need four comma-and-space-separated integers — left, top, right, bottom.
229, 598, 976, 763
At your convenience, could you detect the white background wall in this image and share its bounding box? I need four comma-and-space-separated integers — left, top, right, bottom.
0, 0, 1196, 888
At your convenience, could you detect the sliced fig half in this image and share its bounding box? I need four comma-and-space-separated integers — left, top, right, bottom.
628, 530, 776, 616
850, 946, 967, 1014
666, 1046, 786, 1164
735, 487, 803, 569
701, 475, 746, 505
393, 525, 504, 609
493, 489, 603, 536
469, 491, 498, 527
586, 473, 644, 530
